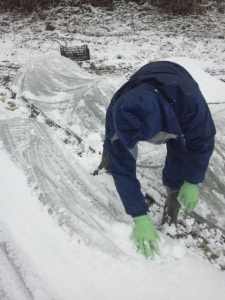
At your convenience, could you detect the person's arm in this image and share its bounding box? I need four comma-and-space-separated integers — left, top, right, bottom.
182, 102, 215, 185
180, 104, 215, 212
104, 136, 149, 218
164, 90, 216, 212
104, 137, 160, 258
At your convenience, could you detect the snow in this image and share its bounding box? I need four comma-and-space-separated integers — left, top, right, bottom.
1, 3, 225, 299
164, 57, 225, 104
1, 147, 225, 300
163, 224, 177, 237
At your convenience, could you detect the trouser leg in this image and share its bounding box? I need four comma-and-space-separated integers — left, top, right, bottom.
93, 148, 109, 176
162, 139, 187, 190
162, 187, 181, 225
98, 148, 109, 171
161, 139, 185, 225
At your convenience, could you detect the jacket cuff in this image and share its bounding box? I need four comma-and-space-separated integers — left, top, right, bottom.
131, 212, 148, 218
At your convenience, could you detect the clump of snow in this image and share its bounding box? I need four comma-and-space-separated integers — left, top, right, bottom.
83, 132, 102, 153
186, 218, 194, 226
0, 87, 12, 102
159, 236, 186, 260
163, 224, 177, 236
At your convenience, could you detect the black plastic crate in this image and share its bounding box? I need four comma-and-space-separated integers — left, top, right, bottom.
60, 45, 90, 61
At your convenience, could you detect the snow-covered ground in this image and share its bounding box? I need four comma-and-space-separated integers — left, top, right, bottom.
0, 3, 225, 299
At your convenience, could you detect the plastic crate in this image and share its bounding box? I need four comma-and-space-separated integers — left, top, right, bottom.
60, 45, 90, 61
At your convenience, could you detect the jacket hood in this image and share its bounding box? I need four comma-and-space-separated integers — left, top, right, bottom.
112, 84, 184, 149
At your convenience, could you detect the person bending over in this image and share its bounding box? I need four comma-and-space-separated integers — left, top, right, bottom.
102, 61, 216, 257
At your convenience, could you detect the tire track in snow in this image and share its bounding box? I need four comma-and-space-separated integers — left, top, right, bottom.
0, 223, 58, 300
0, 243, 33, 300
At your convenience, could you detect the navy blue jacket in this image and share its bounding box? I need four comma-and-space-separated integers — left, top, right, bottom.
104, 61, 216, 218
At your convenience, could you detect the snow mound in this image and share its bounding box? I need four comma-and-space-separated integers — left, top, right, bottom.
165, 57, 225, 104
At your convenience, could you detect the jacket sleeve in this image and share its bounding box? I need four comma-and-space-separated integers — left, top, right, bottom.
182, 105, 215, 184
104, 136, 149, 218
172, 88, 216, 186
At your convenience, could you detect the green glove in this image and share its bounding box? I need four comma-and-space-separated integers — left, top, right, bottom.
133, 215, 160, 258
178, 181, 199, 213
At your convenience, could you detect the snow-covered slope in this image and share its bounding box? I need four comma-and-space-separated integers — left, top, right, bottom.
1, 117, 225, 300
1, 3, 225, 299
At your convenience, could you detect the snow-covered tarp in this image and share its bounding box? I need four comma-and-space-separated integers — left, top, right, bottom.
11, 54, 125, 139
11, 55, 225, 230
